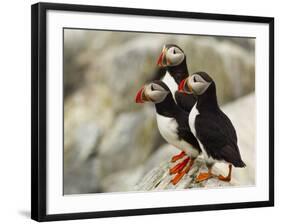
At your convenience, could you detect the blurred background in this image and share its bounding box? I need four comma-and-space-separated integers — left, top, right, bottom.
63, 29, 255, 194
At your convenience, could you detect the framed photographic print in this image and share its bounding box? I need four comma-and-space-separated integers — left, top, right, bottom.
31, 2, 274, 222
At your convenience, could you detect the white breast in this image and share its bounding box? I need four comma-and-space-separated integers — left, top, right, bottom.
156, 72, 199, 158
156, 115, 178, 144
157, 71, 179, 145
188, 103, 199, 137
156, 114, 198, 158
161, 71, 178, 100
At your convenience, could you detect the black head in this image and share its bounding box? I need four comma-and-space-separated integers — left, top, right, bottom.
135, 80, 171, 104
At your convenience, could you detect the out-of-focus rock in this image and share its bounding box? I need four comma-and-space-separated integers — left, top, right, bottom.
96, 108, 158, 177
64, 160, 100, 194
63, 30, 90, 98
64, 121, 101, 170
100, 166, 144, 192
74, 122, 102, 161
141, 144, 182, 175
63, 121, 102, 194
99, 145, 178, 193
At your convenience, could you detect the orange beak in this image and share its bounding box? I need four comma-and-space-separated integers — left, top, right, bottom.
157, 51, 164, 66
178, 79, 187, 91
135, 86, 145, 103
157, 47, 167, 67
178, 77, 192, 94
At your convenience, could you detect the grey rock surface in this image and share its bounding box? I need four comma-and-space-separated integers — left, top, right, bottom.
97, 109, 158, 177
135, 156, 233, 191
64, 160, 100, 194
63, 122, 102, 194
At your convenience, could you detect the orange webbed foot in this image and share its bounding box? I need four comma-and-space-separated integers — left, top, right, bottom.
171, 151, 186, 162
196, 172, 213, 183
170, 159, 195, 185
218, 175, 231, 182
171, 171, 185, 185
218, 164, 232, 182
169, 157, 190, 174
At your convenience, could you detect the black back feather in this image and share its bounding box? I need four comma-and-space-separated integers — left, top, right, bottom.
175, 91, 197, 113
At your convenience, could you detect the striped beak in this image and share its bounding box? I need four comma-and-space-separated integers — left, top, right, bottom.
157, 46, 167, 67
178, 77, 192, 94
135, 86, 145, 103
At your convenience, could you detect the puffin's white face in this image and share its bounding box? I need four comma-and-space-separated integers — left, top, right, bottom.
135, 82, 169, 104
157, 45, 185, 67
179, 73, 212, 95
165, 46, 185, 66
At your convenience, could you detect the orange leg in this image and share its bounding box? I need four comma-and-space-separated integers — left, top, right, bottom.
171, 151, 186, 162
170, 157, 190, 174
196, 166, 214, 183
171, 159, 195, 185
218, 164, 232, 182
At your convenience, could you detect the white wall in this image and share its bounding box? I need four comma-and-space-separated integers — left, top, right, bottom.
0, 0, 279, 223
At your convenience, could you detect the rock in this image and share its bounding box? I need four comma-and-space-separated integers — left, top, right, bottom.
64, 120, 102, 166
63, 159, 100, 194
63, 121, 102, 194
142, 144, 179, 174
83, 36, 167, 113
97, 145, 178, 192
97, 36, 165, 95
96, 108, 158, 178
135, 156, 234, 191
74, 122, 102, 161
63, 29, 92, 98
63, 85, 115, 159
100, 166, 144, 192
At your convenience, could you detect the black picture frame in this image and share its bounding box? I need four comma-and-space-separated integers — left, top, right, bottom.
31, 2, 274, 222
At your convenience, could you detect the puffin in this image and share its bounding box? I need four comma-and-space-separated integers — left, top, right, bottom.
135, 80, 201, 185
156, 44, 191, 96
155, 44, 197, 163
178, 72, 246, 182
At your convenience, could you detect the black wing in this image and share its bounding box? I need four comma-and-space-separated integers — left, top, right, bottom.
175, 91, 197, 113
195, 111, 245, 167
219, 145, 245, 167
175, 112, 201, 152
